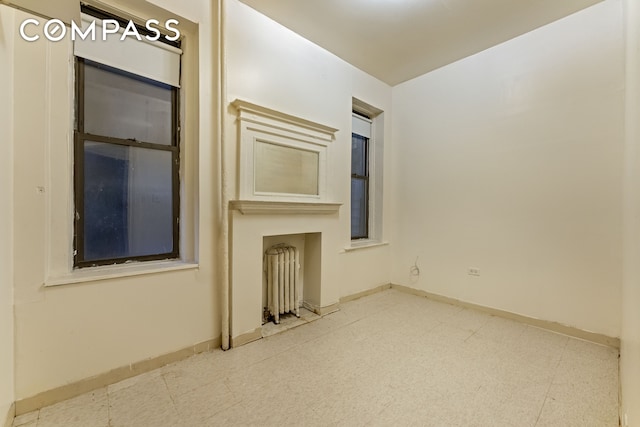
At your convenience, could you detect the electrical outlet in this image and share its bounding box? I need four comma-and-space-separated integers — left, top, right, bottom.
468, 268, 480, 276
623, 413, 628, 427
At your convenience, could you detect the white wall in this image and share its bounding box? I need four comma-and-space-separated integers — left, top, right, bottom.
0, 5, 16, 422
621, 0, 640, 424
391, 0, 624, 338
224, 0, 393, 338
9, 1, 220, 401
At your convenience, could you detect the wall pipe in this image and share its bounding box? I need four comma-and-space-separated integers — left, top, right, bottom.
218, 0, 230, 351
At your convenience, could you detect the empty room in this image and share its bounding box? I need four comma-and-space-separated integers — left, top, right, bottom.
1, 0, 639, 425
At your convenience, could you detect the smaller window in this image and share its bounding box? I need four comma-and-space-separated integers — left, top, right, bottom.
351, 111, 372, 240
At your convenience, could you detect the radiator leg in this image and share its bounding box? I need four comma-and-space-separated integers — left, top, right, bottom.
278, 251, 285, 315
294, 247, 300, 317
271, 253, 279, 324
284, 250, 290, 313
288, 248, 295, 315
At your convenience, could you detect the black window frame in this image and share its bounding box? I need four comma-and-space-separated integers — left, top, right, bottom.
73, 57, 180, 268
351, 112, 370, 240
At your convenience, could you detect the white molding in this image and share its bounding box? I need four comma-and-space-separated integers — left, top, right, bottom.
232, 99, 338, 202
232, 99, 338, 145
343, 240, 389, 252
230, 200, 341, 215
45, 260, 199, 287
352, 97, 383, 118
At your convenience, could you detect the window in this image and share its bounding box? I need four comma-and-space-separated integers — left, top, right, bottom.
351, 112, 371, 239
73, 8, 181, 268
350, 99, 384, 245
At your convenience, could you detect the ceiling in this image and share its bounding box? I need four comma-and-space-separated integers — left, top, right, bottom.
238, 0, 604, 86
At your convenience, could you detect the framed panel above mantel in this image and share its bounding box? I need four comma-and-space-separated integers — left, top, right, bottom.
232, 99, 339, 203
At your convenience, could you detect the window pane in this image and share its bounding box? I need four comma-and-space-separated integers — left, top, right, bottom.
83, 141, 174, 261
84, 61, 173, 145
351, 177, 368, 239
352, 134, 367, 177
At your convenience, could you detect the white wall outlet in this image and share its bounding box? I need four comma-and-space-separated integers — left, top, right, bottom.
468, 268, 480, 276
623, 413, 628, 427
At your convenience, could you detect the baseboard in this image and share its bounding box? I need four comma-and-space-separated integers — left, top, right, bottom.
230, 328, 262, 348
391, 284, 620, 349
15, 337, 221, 416
3, 403, 15, 427
301, 301, 340, 316
316, 302, 340, 316
339, 283, 391, 304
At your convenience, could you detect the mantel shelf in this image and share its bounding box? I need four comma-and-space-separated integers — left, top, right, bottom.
230, 200, 342, 215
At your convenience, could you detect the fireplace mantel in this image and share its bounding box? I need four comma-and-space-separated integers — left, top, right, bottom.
230, 200, 341, 215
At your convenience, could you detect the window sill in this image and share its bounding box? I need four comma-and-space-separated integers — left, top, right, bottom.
343, 240, 389, 252
44, 260, 199, 287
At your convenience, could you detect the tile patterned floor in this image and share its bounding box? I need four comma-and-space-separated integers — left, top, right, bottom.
12, 289, 619, 426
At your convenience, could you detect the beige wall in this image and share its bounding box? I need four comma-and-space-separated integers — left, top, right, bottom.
0, 5, 15, 422
391, 0, 624, 338
8, 1, 220, 400
224, 0, 393, 339
622, 0, 640, 424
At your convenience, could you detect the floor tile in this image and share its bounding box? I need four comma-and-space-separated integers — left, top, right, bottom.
108, 368, 164, 395
171, 379, 241, 425
443, 307, 491, 332
536, 394, 619, 427
108, 375, 180, 427
37, 389, 108, 427
474, 315, 528, 344
564, 337, 620, 362
162, 351, 226, 397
